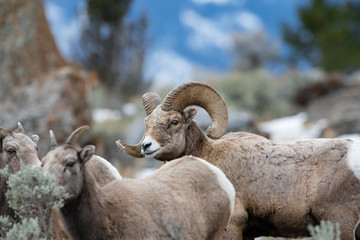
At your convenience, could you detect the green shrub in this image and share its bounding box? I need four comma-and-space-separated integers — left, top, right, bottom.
0, 163, 69, 240
4, 218, 43, 240
308, 220, 341, 240
261, 220, 341, 240
208, 70, 298, 120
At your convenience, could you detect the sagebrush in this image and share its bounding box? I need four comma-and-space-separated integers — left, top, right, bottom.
0, 162, 68, 239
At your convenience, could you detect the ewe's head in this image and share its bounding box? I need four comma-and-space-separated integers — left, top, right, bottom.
116, 82, 228, 161
42, 126, 95, 200
0, 122, 40, 173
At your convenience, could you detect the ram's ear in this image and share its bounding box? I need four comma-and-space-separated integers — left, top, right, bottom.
184, 107, 197, 126
79, 145, 95, 164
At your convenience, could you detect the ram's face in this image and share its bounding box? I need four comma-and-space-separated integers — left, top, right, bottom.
141, 106, 189, 161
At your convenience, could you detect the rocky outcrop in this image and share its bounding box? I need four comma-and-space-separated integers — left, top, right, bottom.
306, 86, 360, 138
0, 0, 96, 156
0, 65, 97, 156
0, 0, 66, 97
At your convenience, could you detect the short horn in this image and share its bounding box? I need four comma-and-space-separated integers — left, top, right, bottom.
162, 82, 228, 139
49, 130, 58, 150
142, 92, 162, 115
115, 139, 144, 158
66, 125, 90, 146
17, 122, 25, 133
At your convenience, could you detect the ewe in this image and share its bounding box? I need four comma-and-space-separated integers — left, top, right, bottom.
0, 122, 41, 217
43, 125, 235, 240
117, 81, 360, 240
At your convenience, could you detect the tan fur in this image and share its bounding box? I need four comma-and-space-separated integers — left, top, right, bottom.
126, 105, 360, 240
42, 142, 234, 240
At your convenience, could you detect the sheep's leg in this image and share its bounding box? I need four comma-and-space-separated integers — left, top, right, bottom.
222, 198, 248, 240
339, 223, 357, 240
355, 222, 360, 240
322, 209, 359, 240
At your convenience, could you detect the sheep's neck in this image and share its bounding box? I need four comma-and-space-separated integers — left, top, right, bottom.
0, 158, 6, 212
0, 158, 16, 219
61, 168, 112, 240
185, 122, 212, 158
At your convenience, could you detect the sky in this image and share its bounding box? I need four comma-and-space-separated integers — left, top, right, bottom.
43, 0, 310, 86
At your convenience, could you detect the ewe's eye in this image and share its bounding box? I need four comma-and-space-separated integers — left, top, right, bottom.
66, 161, 76, 168
64, 161, 76, 172
171, 120, 179, 126
6, 149, 16, 155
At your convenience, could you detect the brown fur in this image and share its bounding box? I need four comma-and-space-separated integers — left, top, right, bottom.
42, 143, 234, 240
133, 105, 360, 240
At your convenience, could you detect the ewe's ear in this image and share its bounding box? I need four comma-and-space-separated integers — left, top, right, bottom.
0, 127, 11, 140
184, 107, 197, 126
31, 135, 40, 145
0, 127, 11, 153
79, 145, 95, 164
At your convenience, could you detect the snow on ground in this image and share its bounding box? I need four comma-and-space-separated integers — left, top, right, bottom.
259, 112, 328, 141
92, 108, 122, 122
92, 103, 137, 122
338, 133, 360, 141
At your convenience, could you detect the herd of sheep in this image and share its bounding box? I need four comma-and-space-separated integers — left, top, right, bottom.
1, 81, 360, 239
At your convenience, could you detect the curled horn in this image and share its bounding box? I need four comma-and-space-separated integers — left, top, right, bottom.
142, 92, 162, 115
115, 138, 145, 158
49, 130, 58, 150
162, 82, 228, 139
116, 92, 161, 158
66, 125, 90, 146
17, 122, 25, 133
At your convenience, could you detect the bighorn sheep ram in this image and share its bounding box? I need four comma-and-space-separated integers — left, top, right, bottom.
117, 81, 360, 240
43, 126, 235, 240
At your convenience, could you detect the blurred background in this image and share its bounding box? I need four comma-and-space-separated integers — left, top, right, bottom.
1, 0, 360, 178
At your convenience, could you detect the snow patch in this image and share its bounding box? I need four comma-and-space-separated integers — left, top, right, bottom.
259, 112, 328, 141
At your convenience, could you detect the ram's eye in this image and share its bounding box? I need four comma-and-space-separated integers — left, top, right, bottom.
171, 120, 179, 126
6, 149, 16, 155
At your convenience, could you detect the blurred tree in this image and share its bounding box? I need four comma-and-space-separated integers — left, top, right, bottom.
232, 30, 278, 71
75, 0, 149, 102
283, 0, 360, 72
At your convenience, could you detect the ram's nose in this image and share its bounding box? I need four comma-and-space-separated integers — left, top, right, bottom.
142, 142, 152, 152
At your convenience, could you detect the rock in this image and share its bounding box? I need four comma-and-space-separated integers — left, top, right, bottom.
0, 65, 97, 156
0, 0, 65, 97
293, 72, 344, 107
306, 86, 360, 137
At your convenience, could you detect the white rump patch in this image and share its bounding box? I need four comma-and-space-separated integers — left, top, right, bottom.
96, 156, 122, 180
346, 141, 360, 180
195, 157, 235, 216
